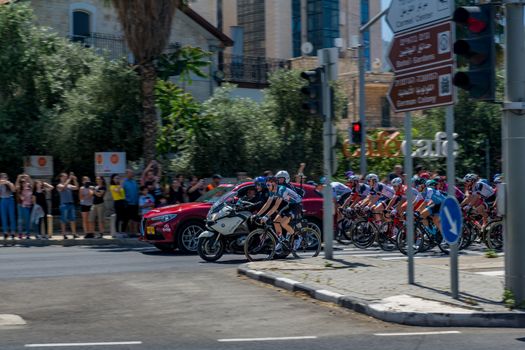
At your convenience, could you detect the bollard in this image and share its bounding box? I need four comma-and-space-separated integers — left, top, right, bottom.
109, 214, 116, 237
47, 215, 53, 237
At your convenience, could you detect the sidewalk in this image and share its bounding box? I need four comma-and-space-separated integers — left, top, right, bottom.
238, 253, 525, 327
1, 235, 149, 248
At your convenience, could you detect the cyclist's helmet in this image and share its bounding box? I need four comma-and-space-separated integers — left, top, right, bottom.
415, 178, 427, 187
366, 173, 379, 182
345, 170, 354, 179
254, 176, 267, 187
493, 173, 503, 184
425, 179, 438, 188
266, 176, 277, 183
391, 177, 403, 187
319, 176, 327, 185
275, 170, 290, 183
463, 173, 478, 183
419, 172, 430, 180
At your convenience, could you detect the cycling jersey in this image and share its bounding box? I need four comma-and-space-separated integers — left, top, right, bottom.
370, 183, 395, 199
421, 187, 445, 205
270, 185, 302, 204
472, 180, 495, 199
409, 187, 423, 202
283, 183, 306, 198
354, 183, 371, 197
330, 182, 351, 200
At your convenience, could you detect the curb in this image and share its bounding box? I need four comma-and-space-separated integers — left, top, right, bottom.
238, 266, 525, 328
1, 238, 150, 248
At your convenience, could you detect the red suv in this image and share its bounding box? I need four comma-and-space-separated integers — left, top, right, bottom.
142, 182, 323, 253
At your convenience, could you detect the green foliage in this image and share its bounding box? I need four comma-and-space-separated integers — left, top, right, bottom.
156, 45, 212, 83
0, 3, 142, 176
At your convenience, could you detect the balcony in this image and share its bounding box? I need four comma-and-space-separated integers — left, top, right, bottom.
218, 53, 291, 87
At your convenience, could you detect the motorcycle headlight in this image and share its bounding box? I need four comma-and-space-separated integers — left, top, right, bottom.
150, 214, 178, 223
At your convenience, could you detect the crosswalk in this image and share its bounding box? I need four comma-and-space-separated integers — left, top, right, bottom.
332, 242, 488, 260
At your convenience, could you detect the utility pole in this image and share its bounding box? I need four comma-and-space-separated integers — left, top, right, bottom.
503, 0, 525, 304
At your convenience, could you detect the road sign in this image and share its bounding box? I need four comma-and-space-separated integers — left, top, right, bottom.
440, 196, 463, 245
386, 0, 454, 34
388, 64, 453, 112
387, 21, 452, 73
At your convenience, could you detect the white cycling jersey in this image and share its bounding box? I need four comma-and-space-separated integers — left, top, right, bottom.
330, 182, 351, 200
472, 180, 495, 199
371, 183, 395, 199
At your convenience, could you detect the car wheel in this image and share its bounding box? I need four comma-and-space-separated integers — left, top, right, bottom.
177, 221, 205, 254
154, 243, 176, 252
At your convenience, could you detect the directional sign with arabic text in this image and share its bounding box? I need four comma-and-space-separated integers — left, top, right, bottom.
387, 21, 452, 73
387, 65, 454, 113
386, 0, 454, 34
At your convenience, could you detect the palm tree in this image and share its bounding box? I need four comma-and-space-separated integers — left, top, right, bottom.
112, 0, 181, 162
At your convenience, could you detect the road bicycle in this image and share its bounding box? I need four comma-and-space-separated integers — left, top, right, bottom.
244, 216, 321, 262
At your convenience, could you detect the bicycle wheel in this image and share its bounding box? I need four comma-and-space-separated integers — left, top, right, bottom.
459, 223, 473, 250
291, 227, 321, 259
352, 220, 376, 249
377, 222, 398, 251
396, 225, 423, 256
485, 221, 503, 251
244, 229, 276, 262
336, 219, 353, 245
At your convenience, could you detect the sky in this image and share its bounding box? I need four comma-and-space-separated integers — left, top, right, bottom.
381, 0, 393, 41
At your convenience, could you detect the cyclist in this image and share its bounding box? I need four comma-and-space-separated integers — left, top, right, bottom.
418, 179, 446, 233
397, 177, 425, 215
276, 170, 305, 198
361, 174, 395, 222
435, 176, 465, 203
461, 173, 495, 228
255, 176, 303, 243
342, 175, 370, 209
384, 177, 407, 216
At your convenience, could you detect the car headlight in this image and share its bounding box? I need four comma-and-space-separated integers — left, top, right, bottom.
150, 214, 178, 223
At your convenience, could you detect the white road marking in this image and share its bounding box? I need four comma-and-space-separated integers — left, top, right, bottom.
375, 331, 461, 336
218, 336, 317, 342
476, 270, 504, 276
25, 341, 142, 347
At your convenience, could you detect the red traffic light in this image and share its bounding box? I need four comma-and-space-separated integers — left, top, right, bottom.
453, 7, 487, 33
352, 122, 361, 132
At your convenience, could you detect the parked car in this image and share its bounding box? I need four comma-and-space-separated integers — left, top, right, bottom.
142, 182, 323, 253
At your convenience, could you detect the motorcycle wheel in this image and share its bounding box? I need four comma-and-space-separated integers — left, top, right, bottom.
197, 236, 225, 262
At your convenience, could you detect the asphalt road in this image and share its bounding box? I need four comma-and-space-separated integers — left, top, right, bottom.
0, 245, 523, 350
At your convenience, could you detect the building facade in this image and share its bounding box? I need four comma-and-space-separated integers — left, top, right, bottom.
26, 0, 233, 101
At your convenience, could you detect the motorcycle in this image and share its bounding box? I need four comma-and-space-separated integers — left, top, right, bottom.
197, 196, 255, 262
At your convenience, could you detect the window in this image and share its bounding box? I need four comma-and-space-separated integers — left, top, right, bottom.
381, 97, 391, 127
72, 10, 90, 42
360, 0, 371, 71
292, 0, 301, 57
306, 0, 339, 53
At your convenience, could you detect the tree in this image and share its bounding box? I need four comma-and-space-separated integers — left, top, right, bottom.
111, 0, 181, 162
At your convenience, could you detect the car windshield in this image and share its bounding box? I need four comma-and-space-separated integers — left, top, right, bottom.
195, 186, 234, 204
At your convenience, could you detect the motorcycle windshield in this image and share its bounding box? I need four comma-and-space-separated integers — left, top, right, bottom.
209, 191, 238, 216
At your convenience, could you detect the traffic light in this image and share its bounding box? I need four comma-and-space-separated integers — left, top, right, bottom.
351, 121, 362, 144
300, 67, 323, 115
452, 4, 496, 101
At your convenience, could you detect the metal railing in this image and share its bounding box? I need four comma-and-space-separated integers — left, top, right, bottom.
69, 33, 182, 61
219, 53, 291, 85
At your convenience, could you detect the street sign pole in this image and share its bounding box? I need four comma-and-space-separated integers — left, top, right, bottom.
446, 104, 458, 299
358, 38, 367, 176
503, 0, 525, 304
404, 111, 414, 284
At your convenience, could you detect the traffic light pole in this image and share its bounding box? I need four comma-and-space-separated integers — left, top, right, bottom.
503, 0, 525, 304
319, 48, 338, 260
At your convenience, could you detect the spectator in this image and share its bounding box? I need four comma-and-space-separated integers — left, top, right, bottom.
186, 176, 205, 202
89, 176, 106, 238
263, 170, 273, 177
57, 172, 79, 239
0, 173, 16, 240
79, 176, 94, 238
206, 174, 222, 192
110, 174, 127, 236
141, 160, 162, 186
145, 180, 163, 207
167, 179, 184, 205
122, 169, 140, 236
139, 185, 155, 217
295, 163, 306, 183
32, 180, 53, 239
388, 164, 403, 183
19, 180, 33, 239
15, 173, 32, 238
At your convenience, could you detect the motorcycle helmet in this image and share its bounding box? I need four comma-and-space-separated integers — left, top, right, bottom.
254, 176, 267, 188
